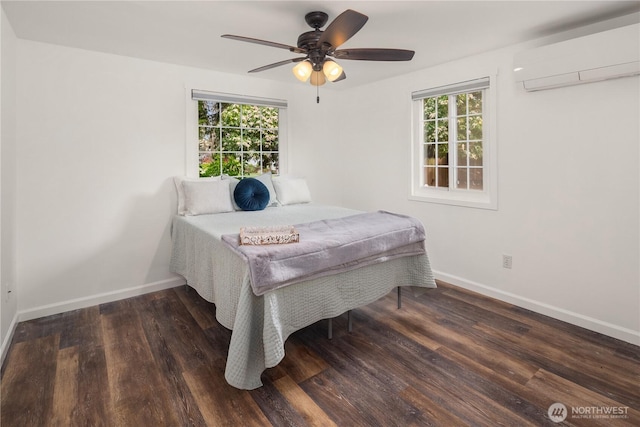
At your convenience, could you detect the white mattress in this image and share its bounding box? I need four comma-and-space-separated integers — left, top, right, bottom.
170, 204, 437, 389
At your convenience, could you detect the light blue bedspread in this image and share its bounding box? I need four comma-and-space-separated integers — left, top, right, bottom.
170, 204, 436, 389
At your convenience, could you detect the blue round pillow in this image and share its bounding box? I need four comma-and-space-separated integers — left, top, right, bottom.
233, 178, 270, 211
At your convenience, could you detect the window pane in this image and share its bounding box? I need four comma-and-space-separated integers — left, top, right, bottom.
457, 143, 468, 166
199, 128, 220, 152
437, 95, 448, 118
436, 119, 448, 142
457, 118, 468, 141
425, 143, 436, 165
437, 143, 449, 165
262, 153, 279, 174
456, 168, 468, 189
424, 121, 436, 142
469, 141, 483, 166
468, 91, 482, 114
242, 152, 262, 176
438, 144, 449, 165
199, 101, 219, 126
456, 93, 467, 116
424, 98, 436, 120
438, 167, 449, 188
222, 153, 242, 176
261, 107, 279, 128
424, 166, 435, 187
241, 104, 261, 128
243, 129, 261, 151
470, 168, 483, 190
199, 153, 221, 177
221, 103, 241, 127
221, 128, 241, 151
263, 129, 278, 151
469, 116, 483, 140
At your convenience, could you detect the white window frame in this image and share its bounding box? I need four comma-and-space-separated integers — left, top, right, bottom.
410, 75, 497, 210
185, 88, 288, 178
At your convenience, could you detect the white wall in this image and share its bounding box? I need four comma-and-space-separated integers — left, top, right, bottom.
327, 40, 639, 344
286, 85, 344, 204
13, 40, 305, 319
1, 7, 18, 363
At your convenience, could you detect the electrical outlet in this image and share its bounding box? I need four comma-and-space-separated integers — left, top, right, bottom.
502, 255, 513, 269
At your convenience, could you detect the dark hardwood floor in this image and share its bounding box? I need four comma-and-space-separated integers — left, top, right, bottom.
1, 280, 638, 426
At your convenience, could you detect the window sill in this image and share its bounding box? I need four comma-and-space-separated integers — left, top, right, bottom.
409, 187, 497, 210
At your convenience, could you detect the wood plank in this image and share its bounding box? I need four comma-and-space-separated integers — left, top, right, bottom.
101, 299, 181, 426
1, 335, 59, 426
133, 290, 210, 425
273, 374, 337, 427
174, 285, 218, 330
51, 346, 79, 426
249, 379, 308, 426
269, 334, 329, 384
399, 385, 471, 427
59, 306, 102, 349
74, 344, 113, 426
182, 364, 270, 426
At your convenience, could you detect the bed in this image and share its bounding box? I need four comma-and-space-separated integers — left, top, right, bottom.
169, 177, 436, 389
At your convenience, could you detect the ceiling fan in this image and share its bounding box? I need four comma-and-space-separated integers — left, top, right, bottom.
221, 9, 415, 87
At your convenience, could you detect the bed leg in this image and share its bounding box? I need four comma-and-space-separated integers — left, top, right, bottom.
347, 310, 352, 333
397, 286, 402, 309
327, 318, 333, 340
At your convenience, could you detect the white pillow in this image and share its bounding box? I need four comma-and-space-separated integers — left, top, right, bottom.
174, 176, 220, 215
182, 180, 234, 215
273, 177, 312, 205
222, 175, 241, 210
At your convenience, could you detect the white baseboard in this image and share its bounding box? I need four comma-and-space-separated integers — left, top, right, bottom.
434, 271, 640, 346
0, 312, 19, 368
17, 276, 186, 323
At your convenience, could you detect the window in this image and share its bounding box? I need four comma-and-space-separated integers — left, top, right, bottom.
190, 90, 287, 178
411, 77, 497, 209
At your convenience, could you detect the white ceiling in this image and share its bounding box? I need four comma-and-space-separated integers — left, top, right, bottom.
3, 1, 640, 89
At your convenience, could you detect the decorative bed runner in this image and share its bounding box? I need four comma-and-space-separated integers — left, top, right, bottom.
222, 210, 426, 295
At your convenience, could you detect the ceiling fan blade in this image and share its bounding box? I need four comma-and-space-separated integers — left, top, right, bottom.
318, 9, 368, 50
248, 57, 305, 73
221, 34, 307, 54
333, 48, 415, 61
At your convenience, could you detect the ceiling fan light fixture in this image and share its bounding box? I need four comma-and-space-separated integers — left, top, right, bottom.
310, 71, 326, 86
322, 60, 343, 82
292, 60, 313, 82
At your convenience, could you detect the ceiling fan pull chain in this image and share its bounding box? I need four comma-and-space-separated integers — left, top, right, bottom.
317, 84, 320, 103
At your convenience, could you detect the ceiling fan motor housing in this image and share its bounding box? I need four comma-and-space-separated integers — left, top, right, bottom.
304, 11, 328, 29
298, 11, 332, 70
297, 30, 322, 51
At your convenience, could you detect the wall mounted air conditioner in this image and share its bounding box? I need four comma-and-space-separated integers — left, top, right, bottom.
513, 23, 639, 91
